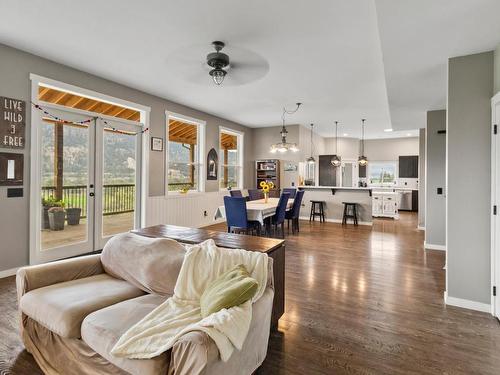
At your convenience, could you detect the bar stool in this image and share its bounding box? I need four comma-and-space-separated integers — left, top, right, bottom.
309, 200, 325, 222
342, 202, 358, 225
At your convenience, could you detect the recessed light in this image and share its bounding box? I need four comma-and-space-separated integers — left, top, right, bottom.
384, 128, 393, 132
406, 133, 412, 137
343, 133, 348, 137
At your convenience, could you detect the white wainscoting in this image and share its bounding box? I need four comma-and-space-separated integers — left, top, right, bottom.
146, 191, 229, 229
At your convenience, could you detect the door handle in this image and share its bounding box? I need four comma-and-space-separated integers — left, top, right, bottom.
89, 192, 95, 197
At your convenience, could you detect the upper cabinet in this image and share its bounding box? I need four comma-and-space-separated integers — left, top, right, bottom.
398, 155, 419, 178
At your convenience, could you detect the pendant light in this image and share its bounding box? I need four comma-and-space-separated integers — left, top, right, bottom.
306, 123, 315, 164
305, 123, 316, 185
270, 103, 301, 153
331, 121, 341, 167
358, 118, 368, 166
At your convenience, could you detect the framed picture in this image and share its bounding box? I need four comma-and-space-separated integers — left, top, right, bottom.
151, 137, 163, 151
0, 152, 23, 185
207, 148, 218, 180
284, 162, 298, 172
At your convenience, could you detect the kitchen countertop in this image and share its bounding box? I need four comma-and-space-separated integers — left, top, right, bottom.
298, 185, 417, 191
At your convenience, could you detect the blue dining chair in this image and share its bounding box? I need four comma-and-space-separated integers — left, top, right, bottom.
271, 192, 291, 238
282, 187, 297, 199
248, 189, 264, 201
286, 190, 305, 234
229, 190, 243, 198
223, 196, 260, 235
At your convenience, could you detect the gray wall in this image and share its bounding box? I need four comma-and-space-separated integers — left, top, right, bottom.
447, 51, 493, 305
425, 111, 446, 247
418, 128, 426, 228
495, 43, 500, 94
0, 43, 254, 272
363, 137, 419, 161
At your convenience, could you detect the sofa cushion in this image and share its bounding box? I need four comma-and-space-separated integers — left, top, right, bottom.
101, 232, 186, 296
20, 273, 145, 339
81, 294, 170, 375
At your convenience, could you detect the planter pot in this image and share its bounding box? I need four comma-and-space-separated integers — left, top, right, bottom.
66, 208, 82, 225
42, 205, 54, 229
48, 211, 66, 231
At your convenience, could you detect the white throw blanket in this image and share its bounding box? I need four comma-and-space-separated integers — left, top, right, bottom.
111, 239, 269, 362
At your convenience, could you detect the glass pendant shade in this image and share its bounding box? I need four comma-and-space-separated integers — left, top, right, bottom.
358, 155, 368, 166
209, 68, 226, 85
331, 154, 341, 167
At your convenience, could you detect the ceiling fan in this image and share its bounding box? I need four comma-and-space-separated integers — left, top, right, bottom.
166, 41, 269, 87
207, 41, 230, 85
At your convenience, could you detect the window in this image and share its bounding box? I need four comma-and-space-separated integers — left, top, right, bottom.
368, 161, 397, 185
219, 128, 243, 189
167, 116, 203, 192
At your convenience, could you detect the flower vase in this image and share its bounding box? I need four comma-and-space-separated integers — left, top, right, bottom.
264, 192, 269, 203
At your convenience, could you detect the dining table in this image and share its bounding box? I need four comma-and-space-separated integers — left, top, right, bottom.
214, 197, 294, 225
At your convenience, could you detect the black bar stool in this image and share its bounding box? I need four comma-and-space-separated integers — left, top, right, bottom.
342, 202, 358, 225
309, 200, 325, 222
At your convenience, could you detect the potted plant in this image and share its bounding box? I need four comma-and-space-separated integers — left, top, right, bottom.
41, 197, 64, 229
48, 206, 66, 231
66, 207, 82, 225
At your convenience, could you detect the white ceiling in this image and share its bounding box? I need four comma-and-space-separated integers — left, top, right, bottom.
375, 0, 500, 131
0, 0, 499, 139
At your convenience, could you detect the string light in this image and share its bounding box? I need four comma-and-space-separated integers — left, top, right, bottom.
32, 102, 149, 136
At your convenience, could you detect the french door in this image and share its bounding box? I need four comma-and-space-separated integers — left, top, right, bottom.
34, 107, 142, 263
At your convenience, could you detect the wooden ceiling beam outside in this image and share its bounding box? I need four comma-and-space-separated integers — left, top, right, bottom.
37, 87, 140, 123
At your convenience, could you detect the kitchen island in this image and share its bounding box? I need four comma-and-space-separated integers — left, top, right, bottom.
297, 186, 373, 225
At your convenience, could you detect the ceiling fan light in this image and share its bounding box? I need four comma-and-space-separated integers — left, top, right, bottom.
209, 68, 226, 85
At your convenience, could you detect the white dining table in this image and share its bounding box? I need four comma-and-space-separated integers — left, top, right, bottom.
214, 197, 294, 225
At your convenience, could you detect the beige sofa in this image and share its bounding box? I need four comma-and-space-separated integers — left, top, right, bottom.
16, 250, 274, 375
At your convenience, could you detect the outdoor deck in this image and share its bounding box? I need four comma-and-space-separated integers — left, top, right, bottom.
41, 212, 134, 250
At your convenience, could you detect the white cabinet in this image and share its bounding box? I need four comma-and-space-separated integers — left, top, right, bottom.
372, 192, 399, 219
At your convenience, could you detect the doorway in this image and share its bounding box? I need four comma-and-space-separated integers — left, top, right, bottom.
491, 92, 500, 318
30, 76, 148, 264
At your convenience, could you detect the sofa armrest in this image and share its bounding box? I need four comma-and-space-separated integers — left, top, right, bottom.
16, 254, 103, 301
168, 331, 219, 375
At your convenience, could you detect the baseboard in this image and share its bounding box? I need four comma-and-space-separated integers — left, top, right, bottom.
417, 226, 425, 231
444, 291, 491, 313
424, 242, 446, 251
298, 216, 373, 226
0, 267, 19, 279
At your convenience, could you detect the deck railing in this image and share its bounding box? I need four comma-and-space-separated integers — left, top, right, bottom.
41, 184, 135, 217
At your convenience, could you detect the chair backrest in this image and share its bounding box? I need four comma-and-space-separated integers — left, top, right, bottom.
273, 192, 290, 224
269, 188, 281, 198
224, 196, 249, 229
248, 189, 264, 201
290, 190, 305, 218
282, 188, 297, 199
229, 190, 243, 198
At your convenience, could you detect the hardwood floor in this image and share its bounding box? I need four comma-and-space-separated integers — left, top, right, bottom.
1, 212, 500, 374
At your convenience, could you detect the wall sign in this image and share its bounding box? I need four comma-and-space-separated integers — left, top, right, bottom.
207, 148, 218, 180
0, 152, 24, 185
0, 97, 25, 149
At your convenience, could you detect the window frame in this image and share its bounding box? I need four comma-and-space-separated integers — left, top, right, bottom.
165, 111, 205, 195
218, 126, 244, 191
367, 160, 398, 186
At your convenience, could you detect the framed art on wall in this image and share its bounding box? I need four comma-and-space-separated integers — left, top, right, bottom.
0, 152, 23, 185
151, 137, 163, 151
207, 148, 218, 180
